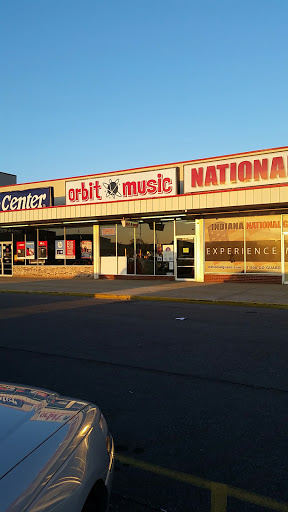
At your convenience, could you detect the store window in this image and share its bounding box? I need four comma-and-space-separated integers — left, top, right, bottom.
65, 225, 93, 265
136, 223, 154, 275
205, 215, 281, 275
117, 225, 135, 274
0, 228, 12, 242
39, 226, 65, 265
175, 220, 195, 236
205, 217, 245, 274
13, 230, 25, 265
245, 215, 281, 274
25, 228, 38, 265
155, 221, 174, 275
100, 225, 116, 257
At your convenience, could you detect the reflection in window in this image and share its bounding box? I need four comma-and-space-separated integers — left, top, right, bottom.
39, 226, 64, 265
117, 225, 135, 274
155, 222, 174, 275
175, 220, 195, 236
65, 226, 93, 265
100, 225, 116, 256
13, 229, 25, 265
136, 223, 154, 275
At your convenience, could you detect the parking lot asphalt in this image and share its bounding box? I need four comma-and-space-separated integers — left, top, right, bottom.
1, 293, 288, 511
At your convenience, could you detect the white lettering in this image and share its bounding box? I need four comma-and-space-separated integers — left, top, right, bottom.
10, 197, 18, 210
38, 193, 46, 208
30, 195, 39, 208
2, 195, 11, 211
17, 196, 26, 209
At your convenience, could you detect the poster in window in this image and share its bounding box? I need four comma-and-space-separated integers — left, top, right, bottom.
245, 215, 281, 273
66, 240, 75, 259
55, 240, 65, 259
38, 241, 48, 259
26, 242, 35, 259
16, 241, 25, 260
205, 218, 245, 274
81, 240, 92, 259
163, 245, 174, 262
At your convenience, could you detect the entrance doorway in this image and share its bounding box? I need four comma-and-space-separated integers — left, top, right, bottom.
0, 242, 13, 276
176, 237, 195, 280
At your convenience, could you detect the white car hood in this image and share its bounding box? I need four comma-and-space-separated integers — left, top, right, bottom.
0, 384, 88, 480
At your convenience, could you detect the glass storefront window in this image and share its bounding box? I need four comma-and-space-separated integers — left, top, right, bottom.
13, 229, 25, 265
117, 225, 135, 274
135, 223, 154, 275
0, 228, 12, 242
39, 226, 65, 265
205, 215, 281, 275
100, 225, 116, 256
175, 220, 195, 236
25, 228, 38, 266
205, 217, 245, 274
155, 221, 174, 275
65, 225, 93, 265
245, 215, 281, 274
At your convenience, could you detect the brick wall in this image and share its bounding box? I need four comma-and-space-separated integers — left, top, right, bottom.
13, 265, 94, 279
204, 274, 282, 284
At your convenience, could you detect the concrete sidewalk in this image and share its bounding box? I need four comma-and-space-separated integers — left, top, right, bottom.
1, 276, 288, 307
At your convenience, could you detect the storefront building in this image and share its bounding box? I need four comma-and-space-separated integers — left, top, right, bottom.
1, 146, 288, 283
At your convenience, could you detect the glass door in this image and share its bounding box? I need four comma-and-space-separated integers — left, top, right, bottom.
176, 237, 195, 280
1, 243, 13, 276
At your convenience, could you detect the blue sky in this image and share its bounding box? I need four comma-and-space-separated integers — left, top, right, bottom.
1, 0, 287, 184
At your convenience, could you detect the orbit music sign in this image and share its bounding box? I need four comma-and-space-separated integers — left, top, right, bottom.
65, 168, 177, 206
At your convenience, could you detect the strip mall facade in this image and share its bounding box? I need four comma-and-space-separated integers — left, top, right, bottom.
1, 146, 288, 284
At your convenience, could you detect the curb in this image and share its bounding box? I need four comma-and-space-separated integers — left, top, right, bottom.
0, 288, 288, 309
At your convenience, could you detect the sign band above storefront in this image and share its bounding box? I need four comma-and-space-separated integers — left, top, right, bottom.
65, 168, 177, 206
184, 150, 288, 194
0, 187, 53, 212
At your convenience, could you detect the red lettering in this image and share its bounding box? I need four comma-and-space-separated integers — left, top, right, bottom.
205, 166, 218, 186
270, 157, 286, 179
254, 158, 268, 180
147, 179, 157, 194
123, 181, 137, 197
191, 167, 203, 188
93, 181, 101, 199
81, 182, 89, 201
163, 177, 172, 193
230, 162, 237, 182
157, 174, 162, 193
89, 182, 93, 200
75, 188, 81, 201
217, 164, 229, 184
137, 181, 146, 195
68, 189, 75, 202
238, 161, 252, 182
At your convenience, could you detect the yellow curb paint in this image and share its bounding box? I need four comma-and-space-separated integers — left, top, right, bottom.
116, 454, 288, 512
93, 293, 131, 301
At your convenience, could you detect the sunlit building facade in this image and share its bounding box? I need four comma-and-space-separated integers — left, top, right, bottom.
1, 146, 288, 283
